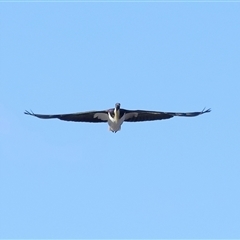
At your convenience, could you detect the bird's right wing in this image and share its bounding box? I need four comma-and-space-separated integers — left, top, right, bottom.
24, 110, 109, 123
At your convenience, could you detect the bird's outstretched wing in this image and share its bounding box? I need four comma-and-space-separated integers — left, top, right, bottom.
24, 110, 109, 123
122, 108, 211, 122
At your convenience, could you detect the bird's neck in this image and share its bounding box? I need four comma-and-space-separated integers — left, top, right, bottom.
114, 108, 120, 121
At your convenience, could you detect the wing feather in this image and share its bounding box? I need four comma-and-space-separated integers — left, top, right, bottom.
123, 108, 211, 122
24, 110, 108, 123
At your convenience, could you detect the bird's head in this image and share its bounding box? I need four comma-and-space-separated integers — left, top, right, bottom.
115, 103, 121, 111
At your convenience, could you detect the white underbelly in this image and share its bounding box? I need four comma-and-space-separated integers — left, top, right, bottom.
108, 120, 122, 132
108, 113, 125, 132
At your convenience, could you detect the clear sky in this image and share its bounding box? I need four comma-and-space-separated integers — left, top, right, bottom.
0, 1, 240, 239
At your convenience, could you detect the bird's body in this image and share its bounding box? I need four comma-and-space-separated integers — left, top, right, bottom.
24, 103, 211, 133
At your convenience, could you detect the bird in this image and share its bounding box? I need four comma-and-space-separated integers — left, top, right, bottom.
24, 103, 211, 133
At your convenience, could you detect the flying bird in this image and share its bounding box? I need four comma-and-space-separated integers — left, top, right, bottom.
24, 103, 211, 133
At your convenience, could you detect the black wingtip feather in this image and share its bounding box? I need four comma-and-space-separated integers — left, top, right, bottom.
24, 110, 34, 116
202, 108, 211, 113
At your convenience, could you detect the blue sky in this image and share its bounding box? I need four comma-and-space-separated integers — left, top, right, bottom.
0, 1, 240, 239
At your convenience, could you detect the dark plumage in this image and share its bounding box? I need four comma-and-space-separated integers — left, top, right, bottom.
24, 103, 211, 132
24, 110, 108, 123
122, 108, 211, 122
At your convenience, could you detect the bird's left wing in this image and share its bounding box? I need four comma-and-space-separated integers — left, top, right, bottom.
24, 110, 109, 123
122, 108, 211, 122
